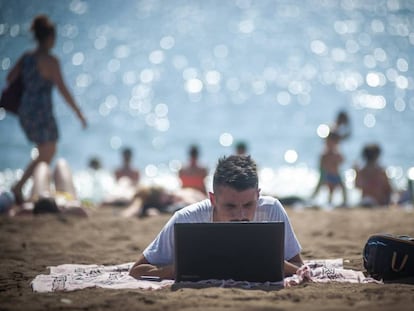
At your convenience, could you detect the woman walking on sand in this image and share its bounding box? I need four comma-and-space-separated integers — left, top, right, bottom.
7, 15, 87, 203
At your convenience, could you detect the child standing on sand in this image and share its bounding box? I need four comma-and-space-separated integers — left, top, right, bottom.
311, 132, 347, 206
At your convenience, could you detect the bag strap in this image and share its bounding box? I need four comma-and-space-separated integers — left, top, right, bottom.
391, 252, 408, 272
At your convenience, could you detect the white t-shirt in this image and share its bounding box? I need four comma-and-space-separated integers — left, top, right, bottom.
143, 196, 302, 266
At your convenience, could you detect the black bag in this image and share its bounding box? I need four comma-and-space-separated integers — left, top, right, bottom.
0, 74, 23, 115
363, 234, 414, 281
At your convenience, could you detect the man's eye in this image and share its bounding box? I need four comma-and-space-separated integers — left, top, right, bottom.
225, 205, 237, 210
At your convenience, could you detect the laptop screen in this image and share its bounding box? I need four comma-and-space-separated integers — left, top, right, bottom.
174, 221, 285, 283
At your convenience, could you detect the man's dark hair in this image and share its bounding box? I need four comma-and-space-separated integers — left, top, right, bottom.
235, 141, 247, 154
213, 155, 258, 192
88, 157, 101, 170
189, 145, 199, 158
33, 197, 60, 215
122, 147, 133, 160
362, 143, 381, 163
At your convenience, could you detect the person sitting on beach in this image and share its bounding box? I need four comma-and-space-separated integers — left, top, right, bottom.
115, 147, 140, 185
311, 131, 347, 206
129, 155, 303, 279
178, 145, 208, 195
354, 143, 392, 207
8, 159, 88, 217
103, 148, 140, 205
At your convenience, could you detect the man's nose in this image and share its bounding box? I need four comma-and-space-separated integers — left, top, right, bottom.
233, 207, 246, 220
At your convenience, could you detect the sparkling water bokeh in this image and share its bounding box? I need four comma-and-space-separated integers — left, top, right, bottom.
1, 0, 413, 205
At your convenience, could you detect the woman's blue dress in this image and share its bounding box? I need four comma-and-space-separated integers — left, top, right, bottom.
18, 53, 58, 144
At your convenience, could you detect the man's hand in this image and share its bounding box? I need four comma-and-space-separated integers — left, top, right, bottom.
129, 263, 174, 279
284, 253, 304, 276
284, 260, 301, 276
129, 254, 174, 279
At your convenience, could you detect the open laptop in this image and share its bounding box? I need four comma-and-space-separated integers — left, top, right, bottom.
174, 221, 285, 283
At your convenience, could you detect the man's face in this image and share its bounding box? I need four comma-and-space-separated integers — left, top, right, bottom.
209, 186, 260, 222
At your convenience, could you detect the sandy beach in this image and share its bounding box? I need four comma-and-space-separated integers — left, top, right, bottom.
1, 205, 414, 311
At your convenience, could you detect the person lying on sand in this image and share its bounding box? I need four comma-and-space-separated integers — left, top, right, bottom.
102, 183, 207, 218
129, 155, 304, 279
6, 159, 88, 217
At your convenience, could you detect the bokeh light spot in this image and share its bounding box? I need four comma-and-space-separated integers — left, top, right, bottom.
317, 124, 330, 138
284, 149, 298, 164
363, 113, 376, 128
407, 167, 414, 180
219, 133, 233, 147
185, 78, 203, 93
160, 36, 175, 50
72, 52, 84, 66
110, 136, 122, 149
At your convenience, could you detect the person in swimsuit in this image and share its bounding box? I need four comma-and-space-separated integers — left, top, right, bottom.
354, 143, 392, 207
7, 15, 87, 203
178, 144, 208, 195
311, 131, 347, 206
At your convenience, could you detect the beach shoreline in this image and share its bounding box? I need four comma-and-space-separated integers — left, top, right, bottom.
1, 206, 414, 311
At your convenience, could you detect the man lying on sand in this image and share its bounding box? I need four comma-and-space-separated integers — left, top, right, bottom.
129, 155, 304, 279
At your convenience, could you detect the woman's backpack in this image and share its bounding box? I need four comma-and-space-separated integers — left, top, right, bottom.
363, 234, 414, 281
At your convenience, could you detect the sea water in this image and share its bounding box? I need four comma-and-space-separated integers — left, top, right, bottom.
0, 0, 413, 206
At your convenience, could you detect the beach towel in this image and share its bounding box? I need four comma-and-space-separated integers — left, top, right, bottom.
284, 261, 382, 287
31, 263, 174, 292
31, 259, 381, 293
